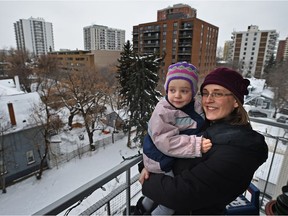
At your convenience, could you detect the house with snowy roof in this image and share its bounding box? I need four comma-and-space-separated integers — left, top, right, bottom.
0, 76, 46, 187
244, 77, 275, 117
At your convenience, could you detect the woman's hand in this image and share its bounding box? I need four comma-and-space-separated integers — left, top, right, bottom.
139, 167, 150, 185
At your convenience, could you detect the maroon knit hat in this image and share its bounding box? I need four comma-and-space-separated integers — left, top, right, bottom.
200, 67, 250, 104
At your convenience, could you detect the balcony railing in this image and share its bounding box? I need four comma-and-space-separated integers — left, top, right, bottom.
33, 118, 288, 215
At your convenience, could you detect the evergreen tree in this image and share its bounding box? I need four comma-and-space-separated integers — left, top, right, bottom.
129, 54, 162, 145
116, 40, 134, 108
116, 40, 135, 147
116, 41, 162, 147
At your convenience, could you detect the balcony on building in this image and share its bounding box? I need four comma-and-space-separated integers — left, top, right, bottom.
33, 118, 288, 216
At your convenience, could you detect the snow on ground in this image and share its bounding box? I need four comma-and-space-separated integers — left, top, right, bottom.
0, 104, 287, 215
0, 134, 140, 215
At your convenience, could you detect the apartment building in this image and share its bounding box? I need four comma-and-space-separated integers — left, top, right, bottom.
14, 17, 54, 56
223, 40, 234, 61
83, 25, 125, 51
229, 25, 278, 78
132, 3, 218, 87
49, 49, 121, 71
276, 37, 288, 62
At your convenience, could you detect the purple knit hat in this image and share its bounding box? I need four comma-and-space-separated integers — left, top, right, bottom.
200, 67, 250, 104
164, 62, 199, 97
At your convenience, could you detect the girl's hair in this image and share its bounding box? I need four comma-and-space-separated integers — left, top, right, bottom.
223, 95, 250, 126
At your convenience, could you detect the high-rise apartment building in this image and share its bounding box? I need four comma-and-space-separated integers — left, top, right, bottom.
229, 25, 278, 78
276, 37, 288, 62
83, 25, 125, 51
14, 17, 54, 56
223, 41, 234, 61
132, 3, 218, 86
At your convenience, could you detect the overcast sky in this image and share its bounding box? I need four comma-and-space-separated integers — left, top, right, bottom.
1, 0, 288, 51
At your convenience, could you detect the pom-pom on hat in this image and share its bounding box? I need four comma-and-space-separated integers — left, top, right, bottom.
200, 67, 250, 104
164, 62, 199, 97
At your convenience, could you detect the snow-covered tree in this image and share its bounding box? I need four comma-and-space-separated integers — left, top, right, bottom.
116, 41, 134, 107
57, 67, 110, 151
30, 54, 64, 179
117, 42, 162, 147
6, 48, 34, 92
264, 59, 288, 117
129, 54, 162, 145
116, 41, 135, 147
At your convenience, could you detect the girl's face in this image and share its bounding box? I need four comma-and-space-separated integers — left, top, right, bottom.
167, 79, 193, 108
201, 84, 239, 121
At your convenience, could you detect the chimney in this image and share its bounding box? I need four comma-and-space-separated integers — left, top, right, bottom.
7, 103, 17, 126
14, 75, 21, 92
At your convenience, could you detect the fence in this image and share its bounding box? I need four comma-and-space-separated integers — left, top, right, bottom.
34, 118, 288, 215
48, 132, 126, 168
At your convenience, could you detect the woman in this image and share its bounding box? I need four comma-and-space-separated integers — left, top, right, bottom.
139, 67, 268, 215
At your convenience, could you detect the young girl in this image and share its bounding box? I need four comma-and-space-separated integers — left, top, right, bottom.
136, 62, 212, 215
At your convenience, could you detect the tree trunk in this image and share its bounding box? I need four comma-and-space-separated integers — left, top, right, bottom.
36, 139, 49, 180
127, 129, 131, 148
68, 114, 74, 129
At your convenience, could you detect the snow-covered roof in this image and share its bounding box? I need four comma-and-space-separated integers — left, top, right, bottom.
261, 88, 274, 99
0, 78, 15, 88
248, 77, 266, 94
0, 92, 42, 133
0, 77, 24, 96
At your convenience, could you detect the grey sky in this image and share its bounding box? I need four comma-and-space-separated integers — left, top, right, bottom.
1, 0, 288, 51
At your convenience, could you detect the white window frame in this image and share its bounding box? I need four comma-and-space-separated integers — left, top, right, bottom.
26, 150, 35, 165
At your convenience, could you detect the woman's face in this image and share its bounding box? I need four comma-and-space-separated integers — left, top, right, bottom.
201, 84, 239, 121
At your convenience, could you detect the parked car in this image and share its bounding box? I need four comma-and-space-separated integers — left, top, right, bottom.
248, 110, 268, 118
276, 116, 287, 123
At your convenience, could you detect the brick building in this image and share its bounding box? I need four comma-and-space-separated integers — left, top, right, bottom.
132, 3, 219, 89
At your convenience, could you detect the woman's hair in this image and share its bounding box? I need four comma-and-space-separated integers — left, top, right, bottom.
223, 95, 250, 126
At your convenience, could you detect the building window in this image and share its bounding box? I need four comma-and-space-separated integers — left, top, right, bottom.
250, 57, 254, 60
26, 150, 35, 164
173, 22, 178, 27
254, 37, 257, 41
253, 42, 256, 46
252, 52, 254, 55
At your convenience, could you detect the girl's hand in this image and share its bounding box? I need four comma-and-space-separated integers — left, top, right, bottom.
139, 167, 150, 185
201, 138, 212, 153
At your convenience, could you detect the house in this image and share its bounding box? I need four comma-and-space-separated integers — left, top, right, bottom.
244, 77, 275, 117
103, 111, 125, 131
0, 78, 46, 188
